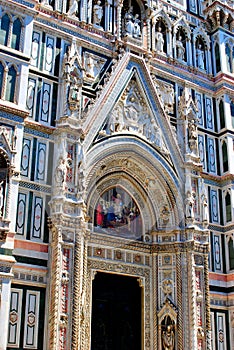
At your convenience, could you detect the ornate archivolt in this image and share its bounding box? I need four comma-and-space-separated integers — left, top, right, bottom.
85, 139, 184, 237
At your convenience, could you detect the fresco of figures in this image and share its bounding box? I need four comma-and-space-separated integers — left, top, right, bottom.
94, 187, 142, 238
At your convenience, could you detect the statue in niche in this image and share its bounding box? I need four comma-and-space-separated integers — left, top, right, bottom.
201, 194, 209, 222
162, 323, 175, 350
124, 7, 135, 36
176, 36, 185, 61
68, 66, 83, 110
93, 0, 103, 27
196, 44, 205, 70
55, 157, 71, 189
155, 27, 164, 53
188, 119, 198, 153
67, 0, 78, 17
133, 14, 141, 38
185, 191, 194, 219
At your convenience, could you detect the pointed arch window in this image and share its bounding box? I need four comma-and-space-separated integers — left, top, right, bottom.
0, 14, 10, 46
231, 101, 234, 129
228, 236, 234, 270
11, 18, 22, 50
219, 100, 225, 129
5, 65, 16, 102
0, 62, 4, 98
222, 141, 228, 173
225, 44, 232, 72
225, 192, 231, 222
215, 43, 221, 73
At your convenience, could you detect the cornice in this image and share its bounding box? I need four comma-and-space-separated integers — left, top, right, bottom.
0, 101, 29, 120
202, 172, 234, 186
24, 118, 56, 135
0, 0, 38, 15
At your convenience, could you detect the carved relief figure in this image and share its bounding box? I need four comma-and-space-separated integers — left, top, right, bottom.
93, 0, 103, 27
155, 27, 164, 53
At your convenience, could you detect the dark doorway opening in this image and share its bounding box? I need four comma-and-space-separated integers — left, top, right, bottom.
91, 272, 142, 350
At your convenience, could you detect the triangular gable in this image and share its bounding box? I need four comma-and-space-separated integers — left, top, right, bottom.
83, 53, 184, 180
152, 8, 171, 29
173, 16, 191, 39
98, 73, 169, 158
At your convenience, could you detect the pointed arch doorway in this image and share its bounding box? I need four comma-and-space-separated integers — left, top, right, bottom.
91, 272, 142, 350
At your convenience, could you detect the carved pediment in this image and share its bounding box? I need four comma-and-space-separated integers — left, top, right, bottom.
99, 75, 170, 157
173, 16, 191, 39
158, 298, 177, 324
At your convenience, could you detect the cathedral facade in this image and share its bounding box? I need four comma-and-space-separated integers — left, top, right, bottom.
0, 0, 233, 349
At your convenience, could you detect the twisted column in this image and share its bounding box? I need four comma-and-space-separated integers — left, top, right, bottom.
72, 232, 83, 350
48, 225, 62, 350
176, 252, 183, 349
204, 252, 211, 350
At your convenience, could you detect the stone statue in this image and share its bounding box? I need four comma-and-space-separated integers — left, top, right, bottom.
67, 0, 78, 17
133, 14, 141, 38
162, 325, 175, 350
93, 0, 103, 27
188, 120, 198, 153
201, 194, 209, 222
185, 191, 194, 219
155, 27, 164, 53
124, 7, 134, 36
55, 157, 70, 187
196, 44, 205, 70
176, 36, 185, 60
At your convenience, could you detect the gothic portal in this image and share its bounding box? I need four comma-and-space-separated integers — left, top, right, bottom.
0, 0, 233, 349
